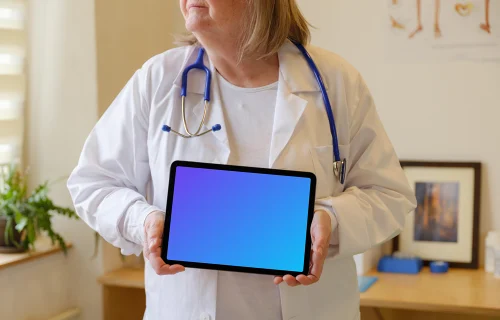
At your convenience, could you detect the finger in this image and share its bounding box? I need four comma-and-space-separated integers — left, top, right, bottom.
149, 239, 162, 255
309, 248, 314, 271
148, 247, 167, 273
145, 236, 161, 262
296, 274, 314, 286
283, 274, 300, 287
148, 232, 163, 252
143, 241, 151, 260
312, 229, 329, 254
149, 255, 185, 275
307, 274, 320, 284
148, 243, 184, 275
155, 263, 183, 275
274, 277, 284, 285
149, 252, 166, 274
156, 264, 185, 276
310, 229, 329, 261
169, 264, 185, 273
148, 236, 158, 249
143, 228, 151, 260
309, 248, 326, 281
147, 222, 164, 248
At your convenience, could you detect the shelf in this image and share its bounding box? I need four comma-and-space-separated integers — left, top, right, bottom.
98, 267, 145, 289
0, 237, 72, 271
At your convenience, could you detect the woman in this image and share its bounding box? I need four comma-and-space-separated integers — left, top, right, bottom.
67, 1, 416, 319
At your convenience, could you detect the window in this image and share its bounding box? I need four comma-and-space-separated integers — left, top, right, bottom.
0, 0, 25, 168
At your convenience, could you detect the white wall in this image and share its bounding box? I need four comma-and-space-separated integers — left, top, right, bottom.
296, 0, 500, 271
16, 1, 102, 320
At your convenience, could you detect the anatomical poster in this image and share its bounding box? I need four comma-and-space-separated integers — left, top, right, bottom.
385, 0, 500, 62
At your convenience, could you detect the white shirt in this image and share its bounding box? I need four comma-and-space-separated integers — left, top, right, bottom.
214, 72, 282, 320
219, 72, 278, 168
67, 41, 417, 320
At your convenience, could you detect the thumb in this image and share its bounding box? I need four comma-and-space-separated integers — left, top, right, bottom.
143, 231, 151, 260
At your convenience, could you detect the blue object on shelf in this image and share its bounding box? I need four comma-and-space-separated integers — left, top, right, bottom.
430, 261, 449, 273
358, 276, 378, 293
377, 255, 423, 274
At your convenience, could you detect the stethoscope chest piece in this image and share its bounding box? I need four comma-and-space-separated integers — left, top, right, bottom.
334, 159, 347, 185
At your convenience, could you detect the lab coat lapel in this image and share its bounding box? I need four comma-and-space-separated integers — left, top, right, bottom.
269, 79, 307, 168
269, 40, 323, 168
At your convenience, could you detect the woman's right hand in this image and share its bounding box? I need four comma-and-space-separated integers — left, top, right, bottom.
143, 210, 185, 275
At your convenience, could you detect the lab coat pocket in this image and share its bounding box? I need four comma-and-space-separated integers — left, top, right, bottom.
309, 144, 349, 199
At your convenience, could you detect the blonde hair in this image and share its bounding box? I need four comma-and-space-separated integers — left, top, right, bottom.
175, 0, 311, 61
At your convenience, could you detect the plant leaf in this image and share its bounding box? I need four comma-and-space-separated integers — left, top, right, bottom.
52, 206, 78, 219
4, 216, 19, 247
8, 203, 21, 217
27, 220, 35, 244
4, 216, 11, 244
14, 210, 23, 224
15, 216, 28, 232
1, 163, 80, 254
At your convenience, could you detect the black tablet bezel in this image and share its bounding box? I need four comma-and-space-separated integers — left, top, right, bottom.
160, 160, 317, 277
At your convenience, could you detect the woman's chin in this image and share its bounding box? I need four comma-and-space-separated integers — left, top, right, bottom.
185, 18, 212, 33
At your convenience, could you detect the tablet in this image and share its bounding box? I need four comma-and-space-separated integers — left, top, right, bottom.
161, 160, 316, 277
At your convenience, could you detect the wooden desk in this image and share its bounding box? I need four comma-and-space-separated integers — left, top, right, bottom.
360, 268, 500, 320
98, 267, 500, 320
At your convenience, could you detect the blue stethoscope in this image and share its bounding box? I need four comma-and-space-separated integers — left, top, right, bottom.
162, 41, 347, 184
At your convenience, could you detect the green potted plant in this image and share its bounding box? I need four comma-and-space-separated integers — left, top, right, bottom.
0, 163, 78, 254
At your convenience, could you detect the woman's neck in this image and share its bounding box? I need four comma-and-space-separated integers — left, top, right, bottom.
196, 35, 279, 88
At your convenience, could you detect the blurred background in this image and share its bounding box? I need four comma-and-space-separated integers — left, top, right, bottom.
0, 0, 499, 319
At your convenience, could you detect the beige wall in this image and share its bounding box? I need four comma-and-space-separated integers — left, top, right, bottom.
95, 0, 185, 116
93, 0, 188, 277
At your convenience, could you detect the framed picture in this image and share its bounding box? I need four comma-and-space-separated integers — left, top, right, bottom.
393, 161, 481, 269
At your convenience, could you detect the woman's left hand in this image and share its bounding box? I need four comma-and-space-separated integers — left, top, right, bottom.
274, 209, 332, 286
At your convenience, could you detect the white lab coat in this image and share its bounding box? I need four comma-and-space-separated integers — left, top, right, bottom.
67, 39, 416, 320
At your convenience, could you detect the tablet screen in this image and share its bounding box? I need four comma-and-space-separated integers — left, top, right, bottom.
163, 162, 315, 275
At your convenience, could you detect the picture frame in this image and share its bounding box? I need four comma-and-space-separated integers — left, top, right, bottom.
392, 161, 481, 269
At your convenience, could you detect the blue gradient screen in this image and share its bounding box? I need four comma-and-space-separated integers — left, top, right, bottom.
166, 166, 312, 272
